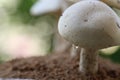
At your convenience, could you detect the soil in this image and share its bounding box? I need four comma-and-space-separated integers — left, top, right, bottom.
0, 50, 120, 80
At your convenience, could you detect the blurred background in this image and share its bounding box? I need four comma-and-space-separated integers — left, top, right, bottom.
0, 0, 120, 64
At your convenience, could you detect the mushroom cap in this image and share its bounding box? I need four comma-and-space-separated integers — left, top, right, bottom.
30, 0, 70, 16
58, 0, 120, 49
30, 0, 62, 16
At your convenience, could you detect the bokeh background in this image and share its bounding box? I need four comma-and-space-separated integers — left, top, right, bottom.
0, 0, 120, 64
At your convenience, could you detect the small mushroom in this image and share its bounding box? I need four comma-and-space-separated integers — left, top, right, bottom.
30, 0, 71, 16
58, 0, 120, 74
30, 0, 62, 16
30, 0, 75, 54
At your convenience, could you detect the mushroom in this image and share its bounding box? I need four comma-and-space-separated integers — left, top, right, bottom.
58, 0, 120, 74
30, 0, 72, 16
30, 0, 76, 53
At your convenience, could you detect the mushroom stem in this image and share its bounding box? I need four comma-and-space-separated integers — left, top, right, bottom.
79, 48, 98, 74
71, 45, 80, 58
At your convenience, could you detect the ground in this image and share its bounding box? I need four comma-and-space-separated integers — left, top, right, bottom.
0, 50, 120, 80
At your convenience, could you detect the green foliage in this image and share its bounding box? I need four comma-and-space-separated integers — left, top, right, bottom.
7, 0, 58, 25
0, 53, 10, 64
100, 48, 120, 63
9, 0, 38, 24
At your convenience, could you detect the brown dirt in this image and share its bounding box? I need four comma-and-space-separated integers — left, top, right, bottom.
0, 50, 120, 80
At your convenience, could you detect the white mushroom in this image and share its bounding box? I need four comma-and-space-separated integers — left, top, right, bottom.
30, 0, 76, 54
30, 0, 61, 15
58, 0, 120, 74
30, 0, 71, 16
